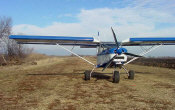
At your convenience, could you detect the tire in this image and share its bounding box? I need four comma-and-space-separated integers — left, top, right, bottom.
128, 70, 135, 80
113, 71, 120, 83
84, 70, 90, 80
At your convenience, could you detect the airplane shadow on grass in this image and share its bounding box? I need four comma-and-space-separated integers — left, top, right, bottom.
26, 73, 83, 76
91, 72, 112, 81
27, 72, 113, 82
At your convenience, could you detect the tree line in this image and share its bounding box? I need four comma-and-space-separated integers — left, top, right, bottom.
0, 16, 33, 65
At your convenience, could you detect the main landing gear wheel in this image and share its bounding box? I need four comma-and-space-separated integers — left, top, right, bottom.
128, 70, 135, 79
84, 70, 90, 80
113, 71, 120, 83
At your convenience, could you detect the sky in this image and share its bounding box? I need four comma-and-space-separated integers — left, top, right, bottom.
1, 0, 175, 56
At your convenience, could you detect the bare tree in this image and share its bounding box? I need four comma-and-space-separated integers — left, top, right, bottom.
0, 16, 33, 65
0, 17, 11, 38
0, 16, 12, 63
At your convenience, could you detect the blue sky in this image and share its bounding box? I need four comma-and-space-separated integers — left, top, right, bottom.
1, 0, 174, 27
1, 0, 129, 26
1, 0, 175, 56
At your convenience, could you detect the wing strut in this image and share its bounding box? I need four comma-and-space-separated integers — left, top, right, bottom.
56, 43, 96, 77
124, 44, 162, 65
56, 43, 95, 66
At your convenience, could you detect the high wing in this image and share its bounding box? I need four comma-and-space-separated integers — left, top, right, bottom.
9, 35, 100, 47
9, 35, 175, 47
121, 37, 175, 46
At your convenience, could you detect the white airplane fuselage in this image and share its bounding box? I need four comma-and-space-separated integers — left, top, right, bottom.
96, 47, 127, 68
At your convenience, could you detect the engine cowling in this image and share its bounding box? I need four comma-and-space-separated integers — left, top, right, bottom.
116, 48, 127, 54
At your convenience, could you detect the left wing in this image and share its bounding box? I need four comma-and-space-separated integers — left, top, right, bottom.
9, 35, 100, 47
121, 37, 175, 46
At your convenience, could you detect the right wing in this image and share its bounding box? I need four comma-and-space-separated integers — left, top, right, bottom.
121, 37, 175, 46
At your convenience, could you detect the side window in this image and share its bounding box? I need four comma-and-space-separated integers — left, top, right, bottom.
97, 46, 107, 54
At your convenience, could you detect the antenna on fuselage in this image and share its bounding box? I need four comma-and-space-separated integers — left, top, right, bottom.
97, 31, 102, 47
97, 31, 100, 42
96, 31, 104, 54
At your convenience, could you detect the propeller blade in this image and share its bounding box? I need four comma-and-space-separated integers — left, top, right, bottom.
102, 55, 117, 71
111, 27, 119, 48
124, 52, 142, 57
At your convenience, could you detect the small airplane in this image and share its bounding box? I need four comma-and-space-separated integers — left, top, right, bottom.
9, 27, 175, 83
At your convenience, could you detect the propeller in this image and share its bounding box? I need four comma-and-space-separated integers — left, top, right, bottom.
123, 52, 142, 57
111, 27, 119, 48
102, 27, 120, 71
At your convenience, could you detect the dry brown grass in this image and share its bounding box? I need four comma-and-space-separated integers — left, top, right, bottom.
0, 54, 175, 110
130, 57, 175, 69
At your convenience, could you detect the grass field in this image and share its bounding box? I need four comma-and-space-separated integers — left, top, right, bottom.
130, 57, 175, 69
0, 54, 175, 110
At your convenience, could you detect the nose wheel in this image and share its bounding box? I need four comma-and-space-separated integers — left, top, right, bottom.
113, 71, 120, 83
